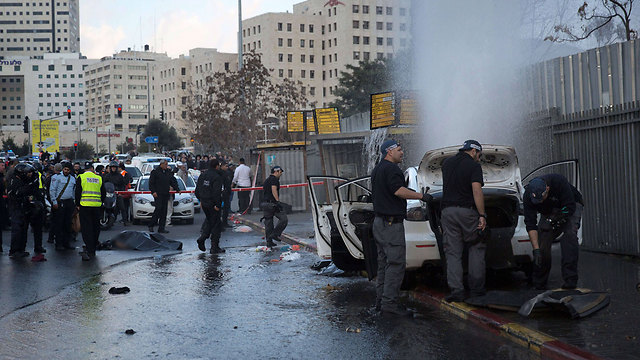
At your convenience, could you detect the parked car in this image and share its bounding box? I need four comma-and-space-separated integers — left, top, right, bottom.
140, 162, 177, 175
125, 165, 142, 188
307, 144, 581, 278
181, 174, 200, 213
99, 154, 130, 163
130, 175, 194, 224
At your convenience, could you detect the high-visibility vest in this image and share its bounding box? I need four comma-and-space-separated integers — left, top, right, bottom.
78, 171, 102, 207
38, 171, 44, 189
121, 170, 131, 189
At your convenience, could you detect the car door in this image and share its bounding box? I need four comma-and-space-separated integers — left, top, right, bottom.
307, 176, 348, 260
334, 177, 375, 259
522, 159, 582, 244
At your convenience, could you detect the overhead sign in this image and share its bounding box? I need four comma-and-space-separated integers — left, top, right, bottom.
314, 107, 340, 134
31, 119, 59, 153
370, 91, 395, 129
145, 136, 159, 144
398, 92, 418, 125
287, 111, 305, 132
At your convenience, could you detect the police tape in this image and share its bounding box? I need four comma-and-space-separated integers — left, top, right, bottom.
114, 182, 322, 195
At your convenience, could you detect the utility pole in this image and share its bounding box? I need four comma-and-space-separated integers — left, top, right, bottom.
238, 0, 243, 70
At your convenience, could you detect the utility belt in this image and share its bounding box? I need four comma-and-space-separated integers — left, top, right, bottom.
376, 214, 404, 224
441, 204, 477, 211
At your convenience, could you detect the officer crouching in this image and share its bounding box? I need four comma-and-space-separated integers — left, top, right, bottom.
7, 163, 46, 258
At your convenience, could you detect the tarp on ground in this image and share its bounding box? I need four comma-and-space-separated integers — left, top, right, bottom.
100, 231, 183, 251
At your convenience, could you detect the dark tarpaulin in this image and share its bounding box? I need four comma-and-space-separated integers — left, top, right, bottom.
100, 231, 183, 251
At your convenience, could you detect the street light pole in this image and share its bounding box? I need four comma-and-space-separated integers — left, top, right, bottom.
238, 0, 243, 70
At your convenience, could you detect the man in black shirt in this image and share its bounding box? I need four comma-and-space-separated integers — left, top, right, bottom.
195, 159, 225, 254
441, 140, 487, 302
371, 139, 429, 316
148, 160, 180, 233
524, 174, 583, 290
261, 166, 287, 247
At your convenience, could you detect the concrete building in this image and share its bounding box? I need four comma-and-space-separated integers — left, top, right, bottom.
241, 0, 412, 107
150, 48, 236, 141
0, 53, 96, 138
0, 0, 80, 59
84, 50, 169, 141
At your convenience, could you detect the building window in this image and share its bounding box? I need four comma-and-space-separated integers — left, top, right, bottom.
66, 65, 72, 70
363, 5, 369, 14
181, 67, 186, 75
377, 37, 383, 45
352, 4, 359, 13
353, 36, 359, 44
310, 55, 315, 63
278, 22, 283, 31
377, 52, 384, 60
387, 22, 393, 31
278, 69, 284, 78
300, 24, 305, 32
287, 69, 293, 78
377, 22, 383, 30
300, 39, 305, 47
310, 70, 315, 79
309, 24, 314, 33
353, 51, 360, 60
363, 21, 369, 30
48, 64, 54, 71
287, 54, 292, 62
363, 36, 370, 45
301, 70, 306, 78
310, 87, 315, 96
278, 53, 283, 62
309, 40, 314, 48
400, 7, 406, 16
32, 65, 39, 71
363, 52, 370, 61
400, 23, 406, 31
387, 38, 393, 46
352, 20, 359, 29
287, 38, 292, 47
376, 6, 383, 15
301, 54, 305, 63
278, 38, 283, 46
287, 23, 292, 31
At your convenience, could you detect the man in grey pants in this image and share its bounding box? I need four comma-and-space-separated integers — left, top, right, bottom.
441, 140, 487, 302
371, 139, 430, 316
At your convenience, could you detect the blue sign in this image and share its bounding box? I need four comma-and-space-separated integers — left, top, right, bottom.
145, 136, 159, 144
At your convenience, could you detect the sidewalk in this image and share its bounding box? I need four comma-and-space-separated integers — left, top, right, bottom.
237, 211, 640, 359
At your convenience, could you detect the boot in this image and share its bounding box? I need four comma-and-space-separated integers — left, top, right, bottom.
210, 238, 225, 254
196, 236, 206, 252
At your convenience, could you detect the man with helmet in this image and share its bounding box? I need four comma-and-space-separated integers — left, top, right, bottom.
75, 161, 106, 261
50, 161, 76, 251
102, 161, 128, 226
7, 163, 46, 258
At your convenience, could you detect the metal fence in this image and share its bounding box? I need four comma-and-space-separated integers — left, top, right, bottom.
250, 146, 307, 212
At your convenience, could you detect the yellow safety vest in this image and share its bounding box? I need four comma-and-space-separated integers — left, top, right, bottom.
38, 171, 44, 189
78, 171, 102, 207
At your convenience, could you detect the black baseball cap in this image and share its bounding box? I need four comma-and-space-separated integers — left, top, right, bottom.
271, 166, 283, 173
459, 140, 482, 152
527, 178, 547, 204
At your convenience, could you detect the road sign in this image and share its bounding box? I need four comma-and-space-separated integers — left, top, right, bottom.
398, 91, 418, 125
287, 111, 305, 132
145, 136, 159, 144
314, 107, 340, 134
370, 91, 396, 129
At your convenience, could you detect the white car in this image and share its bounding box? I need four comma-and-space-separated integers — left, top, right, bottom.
140, 162, 177, 175
182, 174, 200, 213
130, 175, 194, 224
99, 154, 130, 163
308, 144, 581, 277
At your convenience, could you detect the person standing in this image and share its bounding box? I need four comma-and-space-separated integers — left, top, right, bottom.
233, 157, 252, 214
195, 159, 225, 254
220, 161, 233, 228
45, 163, 63, 244
119, 162, 133, 225
0, 161, 6, 252
102, 161, 128, 226
524, 175, 584, 290
75, 162, 105, 261
440, 140, 487, 302
371, 139, 429, 315
7, 164, 44, 258
50, 162, 76, 251
148, 160, 179, 233
261, 166, 288, 248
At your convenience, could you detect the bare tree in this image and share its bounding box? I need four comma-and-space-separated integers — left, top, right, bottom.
186, 52, 309, 157
545, 0, 637, 43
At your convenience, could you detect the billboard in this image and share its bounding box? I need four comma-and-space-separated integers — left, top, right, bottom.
31, 119, 60, 154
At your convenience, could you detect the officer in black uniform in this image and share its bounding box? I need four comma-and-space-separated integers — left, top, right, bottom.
261, 166, 288, 248
102, 161, 128, 225
220, 161, 233, 228
371, 139, 430, 316
7, 163, 46, 258
524, 175, 584, 290
195, 159, 225, 254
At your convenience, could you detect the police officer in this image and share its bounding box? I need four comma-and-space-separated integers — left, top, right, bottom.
195, 159, 225, 254
440, 140, 487, 302
8, 163, 46, 258
220, 161, 233, 228
524, 175, 584, 290
261, 166, 288, 248
371, 139, 429, 316
103, 161, 128, 226
75, 162, 105, 261
148, 160, 179, 233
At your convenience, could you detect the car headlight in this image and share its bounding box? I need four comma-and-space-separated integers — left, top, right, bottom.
179, 197, 193, 204
134, 197, 151, 204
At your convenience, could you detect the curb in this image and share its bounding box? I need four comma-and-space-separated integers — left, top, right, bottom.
410, 287, 603, 360
235, 216, 318, 252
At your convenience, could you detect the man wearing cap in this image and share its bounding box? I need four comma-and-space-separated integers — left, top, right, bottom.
440, 140, 487, 302
49, 161, 76, 251
261, 166, 287, 247
75, 162, 106, 261
371, 139, 431, 316
524, 175, 584, 290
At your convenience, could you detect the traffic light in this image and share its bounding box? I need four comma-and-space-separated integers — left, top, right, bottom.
190, 137, 194, 144
160, 110, 164, 121
23, 116, 29, 133
137, 124, 143, 135
73, 141, 78, 151
67, 107, 71, 119
117, 105, 122, 118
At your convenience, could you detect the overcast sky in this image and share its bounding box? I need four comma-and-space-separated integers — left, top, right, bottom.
80, 0, 299, 59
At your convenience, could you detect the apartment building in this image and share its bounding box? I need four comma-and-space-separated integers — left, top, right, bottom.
0, 0, 80, 59
84, 50, 169, 136
151, 48, 237, 140
242, 0, 412, 107
0, 52, 95, 133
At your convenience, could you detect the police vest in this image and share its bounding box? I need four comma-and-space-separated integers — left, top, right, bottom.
38, 171, 44, 189
78, 171, 102, 207
121, 170, 131, 189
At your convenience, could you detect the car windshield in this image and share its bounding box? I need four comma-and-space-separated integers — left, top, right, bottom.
184, 176, 196, 187
125, 166, 142, 178
138, 177, 186, 191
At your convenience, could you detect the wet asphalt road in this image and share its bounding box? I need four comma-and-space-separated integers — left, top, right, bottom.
0, 214, 534, 360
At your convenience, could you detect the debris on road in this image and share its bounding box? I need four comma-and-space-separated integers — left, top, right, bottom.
317, 262, 345, 277
322, 284, 341, 292
125, 329, 136, 335
345, 327, 361, 333
253, 246, 272, 252
31, 254, 47, 262
100, 231, 183, 251
109, 286, 131, 295
280, 251, 301, 262
232, 225, 253, 233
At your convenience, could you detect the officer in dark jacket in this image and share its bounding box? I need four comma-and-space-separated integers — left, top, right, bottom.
261, 166, 287, 248
148, 160, 179, 233
8, 163, 46, 258
195, 159, 225, 253
220, 161, 233, 228
103, 161, 128, 225
371, 140, 429, 316
0, 161, 6, 252
524, 174, 584, 290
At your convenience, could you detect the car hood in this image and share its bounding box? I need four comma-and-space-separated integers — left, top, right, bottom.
417, 144, 522, 194
134, 193, 192, 201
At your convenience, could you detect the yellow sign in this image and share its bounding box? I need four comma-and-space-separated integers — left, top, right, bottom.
371, 92, 395, 129
287, 111, 305, 132
31, 119, 60, 153
399, 93, 418, 125
314, 107, 340, 134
